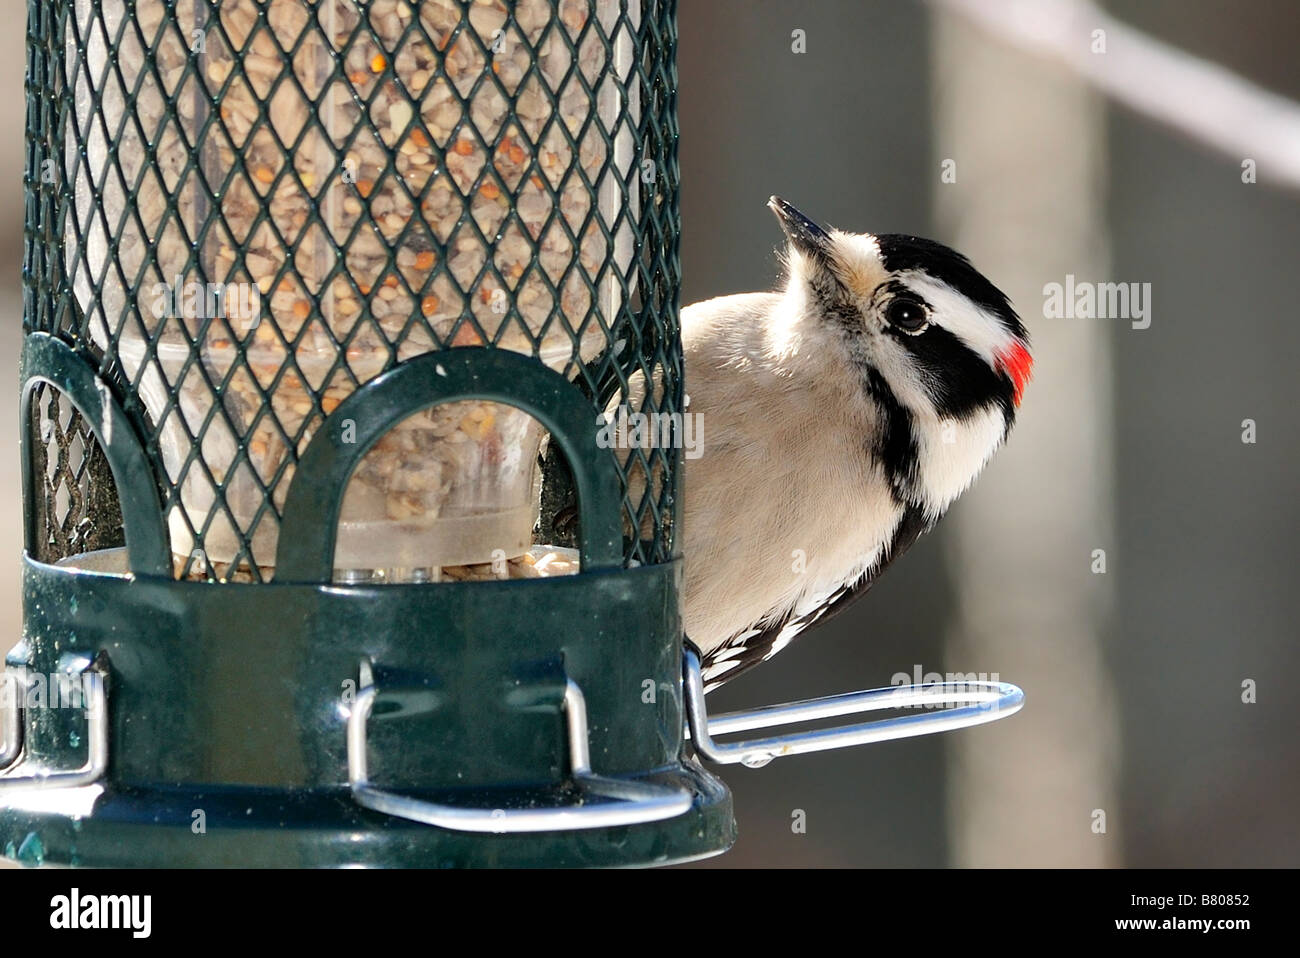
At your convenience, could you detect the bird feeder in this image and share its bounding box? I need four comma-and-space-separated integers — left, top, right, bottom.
3, 0, 1022, 868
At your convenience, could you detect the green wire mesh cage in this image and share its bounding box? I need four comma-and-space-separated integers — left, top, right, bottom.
28, 0, 684, 581
4, 0, 738, 867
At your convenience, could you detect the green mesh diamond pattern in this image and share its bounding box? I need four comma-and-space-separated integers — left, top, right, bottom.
27, 383, 127, 565
24, 0, 681, 581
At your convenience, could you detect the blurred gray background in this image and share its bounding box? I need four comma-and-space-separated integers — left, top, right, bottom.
2, 1, 1297, 867
673, 0, 1299, 867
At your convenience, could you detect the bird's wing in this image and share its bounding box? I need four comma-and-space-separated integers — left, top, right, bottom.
698, 505, 931, 691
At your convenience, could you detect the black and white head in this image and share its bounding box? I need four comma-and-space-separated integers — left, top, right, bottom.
768, 196, 1033, 524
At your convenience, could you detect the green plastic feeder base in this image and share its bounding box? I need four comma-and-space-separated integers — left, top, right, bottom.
0, 771, 733, 869
4, 337, 734, 866
0, 555, 736, 868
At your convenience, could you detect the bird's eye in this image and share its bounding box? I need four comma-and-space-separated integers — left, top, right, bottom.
885, 298, 930, 333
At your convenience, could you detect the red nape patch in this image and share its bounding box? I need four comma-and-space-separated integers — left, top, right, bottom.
996, 341, 1033, 407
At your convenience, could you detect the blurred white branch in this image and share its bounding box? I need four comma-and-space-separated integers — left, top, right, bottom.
931, 0, 1300, 190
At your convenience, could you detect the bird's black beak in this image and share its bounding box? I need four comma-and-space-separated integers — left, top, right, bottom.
768, 196, 832, 259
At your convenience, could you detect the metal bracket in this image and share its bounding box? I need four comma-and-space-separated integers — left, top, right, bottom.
683, 647, 1023, 767
347, 667, 693, 833
0, 658, 109, 790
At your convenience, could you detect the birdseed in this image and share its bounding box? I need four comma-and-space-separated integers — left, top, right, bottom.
68, 0, 638, 577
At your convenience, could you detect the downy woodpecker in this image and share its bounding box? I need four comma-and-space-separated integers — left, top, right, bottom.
670, 197, 1032, 689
